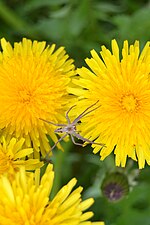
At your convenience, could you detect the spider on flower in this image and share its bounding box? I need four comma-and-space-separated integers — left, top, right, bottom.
40, 100, 105, 160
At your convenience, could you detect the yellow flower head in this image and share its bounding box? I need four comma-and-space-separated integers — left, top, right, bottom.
0, 136, 42, 178
0, 38, 75, 157
70, 40, 150, 169
0, 164, 104, 225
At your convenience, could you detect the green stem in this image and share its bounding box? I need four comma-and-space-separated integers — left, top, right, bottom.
51, 141, 72, 198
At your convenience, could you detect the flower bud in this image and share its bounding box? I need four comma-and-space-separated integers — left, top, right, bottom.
101, 172, 129, 202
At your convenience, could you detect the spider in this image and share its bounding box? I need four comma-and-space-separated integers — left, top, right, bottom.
40, 100, 105, 159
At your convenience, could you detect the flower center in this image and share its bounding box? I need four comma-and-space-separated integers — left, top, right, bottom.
18, 90, 33, 104
120, 93, 139, 112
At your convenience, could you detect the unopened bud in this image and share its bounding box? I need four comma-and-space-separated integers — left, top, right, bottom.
101, 172, 129, 202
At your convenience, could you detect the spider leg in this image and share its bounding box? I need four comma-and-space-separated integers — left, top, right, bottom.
70, 134, 84, 146
65, 105, 76, 124
44, 133, 68, 160
72, 132, 105, 147
72, 100, 100, 124
39, 118, 66, 127
73, 106, 100, 124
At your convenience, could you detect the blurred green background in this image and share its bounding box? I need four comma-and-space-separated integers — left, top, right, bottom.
1, 0, 150, 224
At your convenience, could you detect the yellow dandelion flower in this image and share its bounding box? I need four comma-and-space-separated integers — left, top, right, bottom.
70, 40, 150, 169
0, 136, 42, 177
0, 38, 75, 157
0, 164, 104, 225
